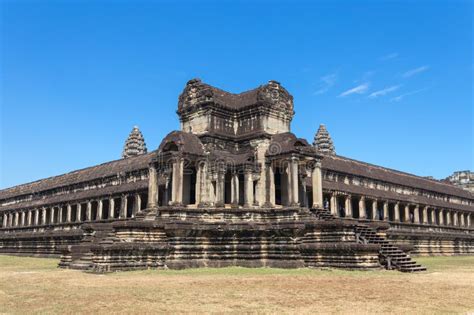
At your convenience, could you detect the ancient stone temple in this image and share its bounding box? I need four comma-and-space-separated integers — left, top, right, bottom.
0, 79, 473, 273
122, 126, 147, 159
445, 171, 474, 194
313, 124, 335, 155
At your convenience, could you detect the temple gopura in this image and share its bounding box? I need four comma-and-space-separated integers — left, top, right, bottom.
1, 79, 473, 273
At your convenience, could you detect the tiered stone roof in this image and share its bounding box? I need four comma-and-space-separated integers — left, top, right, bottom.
177, 78, 294, 113
313, 124, 335, 155
122, 126, 147, 159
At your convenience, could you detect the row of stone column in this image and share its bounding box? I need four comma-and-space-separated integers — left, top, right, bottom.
147, 156, 323, 208
1, 193, 143, 229
327, 193, 472, 228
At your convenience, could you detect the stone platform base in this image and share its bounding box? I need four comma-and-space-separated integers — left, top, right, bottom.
388, 230, 474, 256
58, 207, 382, 272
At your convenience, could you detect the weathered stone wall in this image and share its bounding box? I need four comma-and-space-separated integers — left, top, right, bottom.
0, 226, 83, 257
55, 208, 385, 273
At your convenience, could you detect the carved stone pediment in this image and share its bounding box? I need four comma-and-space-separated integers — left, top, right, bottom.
257, 80, 293, 113
178, 78, 214, 110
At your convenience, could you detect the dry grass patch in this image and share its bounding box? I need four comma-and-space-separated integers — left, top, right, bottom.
1, 255, 473, 314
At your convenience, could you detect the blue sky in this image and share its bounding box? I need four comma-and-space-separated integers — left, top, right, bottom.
1, 0, 473, 189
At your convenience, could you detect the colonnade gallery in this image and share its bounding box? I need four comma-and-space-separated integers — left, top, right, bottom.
1, 79, 472, 272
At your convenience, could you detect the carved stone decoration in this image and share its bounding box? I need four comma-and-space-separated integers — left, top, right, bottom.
313, 124, 336, 155
257, 80, 294, 114
178, 78, 214, 110
122, 126, 147, 159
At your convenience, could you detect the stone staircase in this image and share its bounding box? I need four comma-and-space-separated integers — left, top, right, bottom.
312, 207, 426, 273
355, 225, 426, 272
60, 223, 115, 270
69, 252, 94, 270
312, 208, 336, 221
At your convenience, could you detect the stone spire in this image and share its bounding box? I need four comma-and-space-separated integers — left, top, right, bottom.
122, 126, 147, 159
313, 124, 336, 155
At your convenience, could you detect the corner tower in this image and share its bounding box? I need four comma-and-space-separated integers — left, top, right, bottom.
122, 126, 148, 158
313, 124, 335, 155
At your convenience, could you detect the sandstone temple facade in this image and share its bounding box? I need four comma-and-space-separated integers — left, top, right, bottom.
0, 79, 473, 272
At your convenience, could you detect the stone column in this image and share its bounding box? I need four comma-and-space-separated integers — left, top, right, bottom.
231, 172, 240, 207
383, 201, 389, 221
244, 169, 253, 207
2, 213, 7, 228
413, 206, 420, 224
460, 213, 465, 227
147, 164, 158, 209
446, 211, 451, 226
344, 195, 352, 218
422, 206, 428, 224
268, 163, 276, 207
285, 162, 293, 206
27, 210, 32, 226
86, 202, 92, 221
359, 196, 366, 219
404, 205, 410, 222
134, 194, 141, 215
109, 198, 115, 219
467, 214, 471, 228
50, 207, 55, 224
97, 200, 103, 220
394, 203, 400, 222
195, 163, 202, 206
120, 195, 128, 218
371, 200, 377, 220
58, 207, 63, 223
20, 211, 25, 226
330, 193, 337, 215
453, 212, 459, 226
34, 209, 39, 225
41, 208, 47, 225
177, 158, 184, 205
77, 204, 82, 222
438, 209, 444, 226
197, 162, 209, 207
265, 163, 275, 207
311, 161, 323, 209
162, 176, 169, 206
215, 172, 225, 207
171, 158, 184, 205
66, 204, 72, 223
291, 157, 299, 207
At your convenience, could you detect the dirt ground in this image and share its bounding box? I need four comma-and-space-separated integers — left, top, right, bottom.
1, 255, 473, 314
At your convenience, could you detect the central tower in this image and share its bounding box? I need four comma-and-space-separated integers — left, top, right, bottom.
177, 79, 294, 141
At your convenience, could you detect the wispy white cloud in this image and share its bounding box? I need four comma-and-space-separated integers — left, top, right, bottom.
402, 65, 430, 78
390, 87, 429, 102
368, 85, 401, 99
339, 83, 369, 97
380, 52, 399, 61
354, 71, 375, 83
314, 73, 337, 95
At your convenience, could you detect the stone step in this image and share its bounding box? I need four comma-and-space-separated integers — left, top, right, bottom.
355, 224, 426, 273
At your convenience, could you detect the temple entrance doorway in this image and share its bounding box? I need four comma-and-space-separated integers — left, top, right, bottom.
337, 195, 346, 217
182, 167, 196, 205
